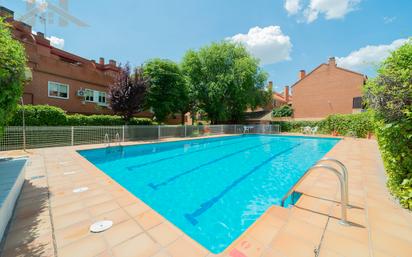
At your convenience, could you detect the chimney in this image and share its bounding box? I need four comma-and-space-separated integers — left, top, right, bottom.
109, 59, 116, 66
37, 32, 44, 38
299, 70, 306, 80
0, 6, 14, 19
99, 57, 105, 65
267, 81, 273, 92
284, 86, 290, 103
329, 57, 336, 66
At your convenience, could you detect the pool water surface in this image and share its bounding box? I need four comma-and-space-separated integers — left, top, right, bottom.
79, 134, 339, 253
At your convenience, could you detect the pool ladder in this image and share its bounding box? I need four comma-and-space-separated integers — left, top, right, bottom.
281, 158, 350, 226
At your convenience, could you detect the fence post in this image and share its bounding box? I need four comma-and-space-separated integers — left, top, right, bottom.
71, 126, 74, 146
122, 125, 125, 142
158, 125, 161, 140
184, 125, 187, 137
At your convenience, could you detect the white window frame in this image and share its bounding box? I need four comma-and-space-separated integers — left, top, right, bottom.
84, 89, 95, 102
48, 81, 69, 99
97, 91, 107, 105
83, 88, 108, 106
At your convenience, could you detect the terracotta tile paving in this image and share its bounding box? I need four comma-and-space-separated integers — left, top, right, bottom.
1, 136, 412, 257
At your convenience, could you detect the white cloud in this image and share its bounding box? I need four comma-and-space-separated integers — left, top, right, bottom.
336, 38, 408, 70
228, 26, 292, 65
284, 0, 301, 15
284, 0, 361, 23
47, 36, 65, 49
383, 16, 396, 24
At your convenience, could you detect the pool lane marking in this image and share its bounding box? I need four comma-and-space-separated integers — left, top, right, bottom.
184, 143, 303, 225
148, 139, 294, 190
126, 136, 257, 171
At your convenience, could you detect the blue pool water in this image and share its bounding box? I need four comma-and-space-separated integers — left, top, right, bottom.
79, 135, 339, 253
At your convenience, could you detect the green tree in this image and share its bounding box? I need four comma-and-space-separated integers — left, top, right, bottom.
182, 42, 268, 124
0, 17, 27, 130
272, 105, 293, 117
144, 59, 189, 124
364, 39, 412, 209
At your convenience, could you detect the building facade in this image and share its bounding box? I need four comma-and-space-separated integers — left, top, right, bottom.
291, 57, 366, 120
1, 6, 122, 115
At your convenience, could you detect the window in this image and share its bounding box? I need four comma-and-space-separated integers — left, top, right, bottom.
48, 82, 69, 99
84, 89, 94, 102
352, 97, 363, 109
83, 89, 107, 106
98, 91, 106, 104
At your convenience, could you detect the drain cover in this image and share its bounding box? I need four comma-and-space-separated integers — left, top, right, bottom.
73, 187, 89, 193
90, 220, 113, 233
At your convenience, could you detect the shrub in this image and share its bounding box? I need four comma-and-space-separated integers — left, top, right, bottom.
66, 114, 124, 126
272, 105, 293, 117
271, 120, 321, 133
322, 112, 373, 138
364, 39, 412, 209
271, 112, 373, 137
10, 105, 67, 126
0, 17, 27, 131
9, 105, 155, 126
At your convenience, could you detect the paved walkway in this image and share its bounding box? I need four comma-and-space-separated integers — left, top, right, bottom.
0, 136, 411, 257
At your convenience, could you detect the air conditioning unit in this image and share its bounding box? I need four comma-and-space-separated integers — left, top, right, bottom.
77, 89, 85, 97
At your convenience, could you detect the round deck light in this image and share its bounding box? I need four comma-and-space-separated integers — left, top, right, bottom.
73, 187, 89, 193
90, 220, 113, 233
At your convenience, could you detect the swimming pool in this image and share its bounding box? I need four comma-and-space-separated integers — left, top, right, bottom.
79, 134, 339, 253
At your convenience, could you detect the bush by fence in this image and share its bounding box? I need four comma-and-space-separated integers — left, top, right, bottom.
322, 113, 373, 138
271, 112, 373, 138
8, 105, 155, 126
363, 39, 412, 209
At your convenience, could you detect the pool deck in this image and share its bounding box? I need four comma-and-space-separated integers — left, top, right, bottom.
1, 134, 411, 257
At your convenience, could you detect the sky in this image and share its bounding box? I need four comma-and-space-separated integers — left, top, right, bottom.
1, 0, 411, 92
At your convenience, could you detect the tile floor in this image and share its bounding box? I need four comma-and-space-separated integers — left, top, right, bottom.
0, 135, 411, 257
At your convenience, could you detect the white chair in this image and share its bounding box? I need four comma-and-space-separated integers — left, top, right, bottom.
311, 126, 319, 135
302, 126, 312, 134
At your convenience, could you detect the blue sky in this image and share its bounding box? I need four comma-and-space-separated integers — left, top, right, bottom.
1, 0, 411, 92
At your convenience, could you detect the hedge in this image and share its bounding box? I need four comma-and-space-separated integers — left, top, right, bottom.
363, 39, 412, 209
322, 112, 374, 138
271, 112, 373, 138
8, 105, 155, 126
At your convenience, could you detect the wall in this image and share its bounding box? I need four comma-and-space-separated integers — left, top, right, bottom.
292, 62, 364, 119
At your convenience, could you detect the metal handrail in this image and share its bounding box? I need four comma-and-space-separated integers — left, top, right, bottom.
115, 132, 121, 146
104, 133, 110, 147
317, 158, 350, 208
281, 164, 350, 226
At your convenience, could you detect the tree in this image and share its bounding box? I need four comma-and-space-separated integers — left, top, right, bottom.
273, 105, 293, 117
181, 41, 269, 124
108, 64, 147, 122
364, 39, 412, 209
0, 17, 27, 130
143, 59, 190, 124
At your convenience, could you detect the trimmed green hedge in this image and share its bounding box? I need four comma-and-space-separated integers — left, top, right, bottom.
8, 105, 154, 126
322, 113, 373, 138
271, 120, 322, 133
271, 112, 373, 138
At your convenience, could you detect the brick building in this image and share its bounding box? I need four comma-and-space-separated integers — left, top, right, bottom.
292, 57, 366, 120
3, 6, 161, 120
1, 7, 125, 115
